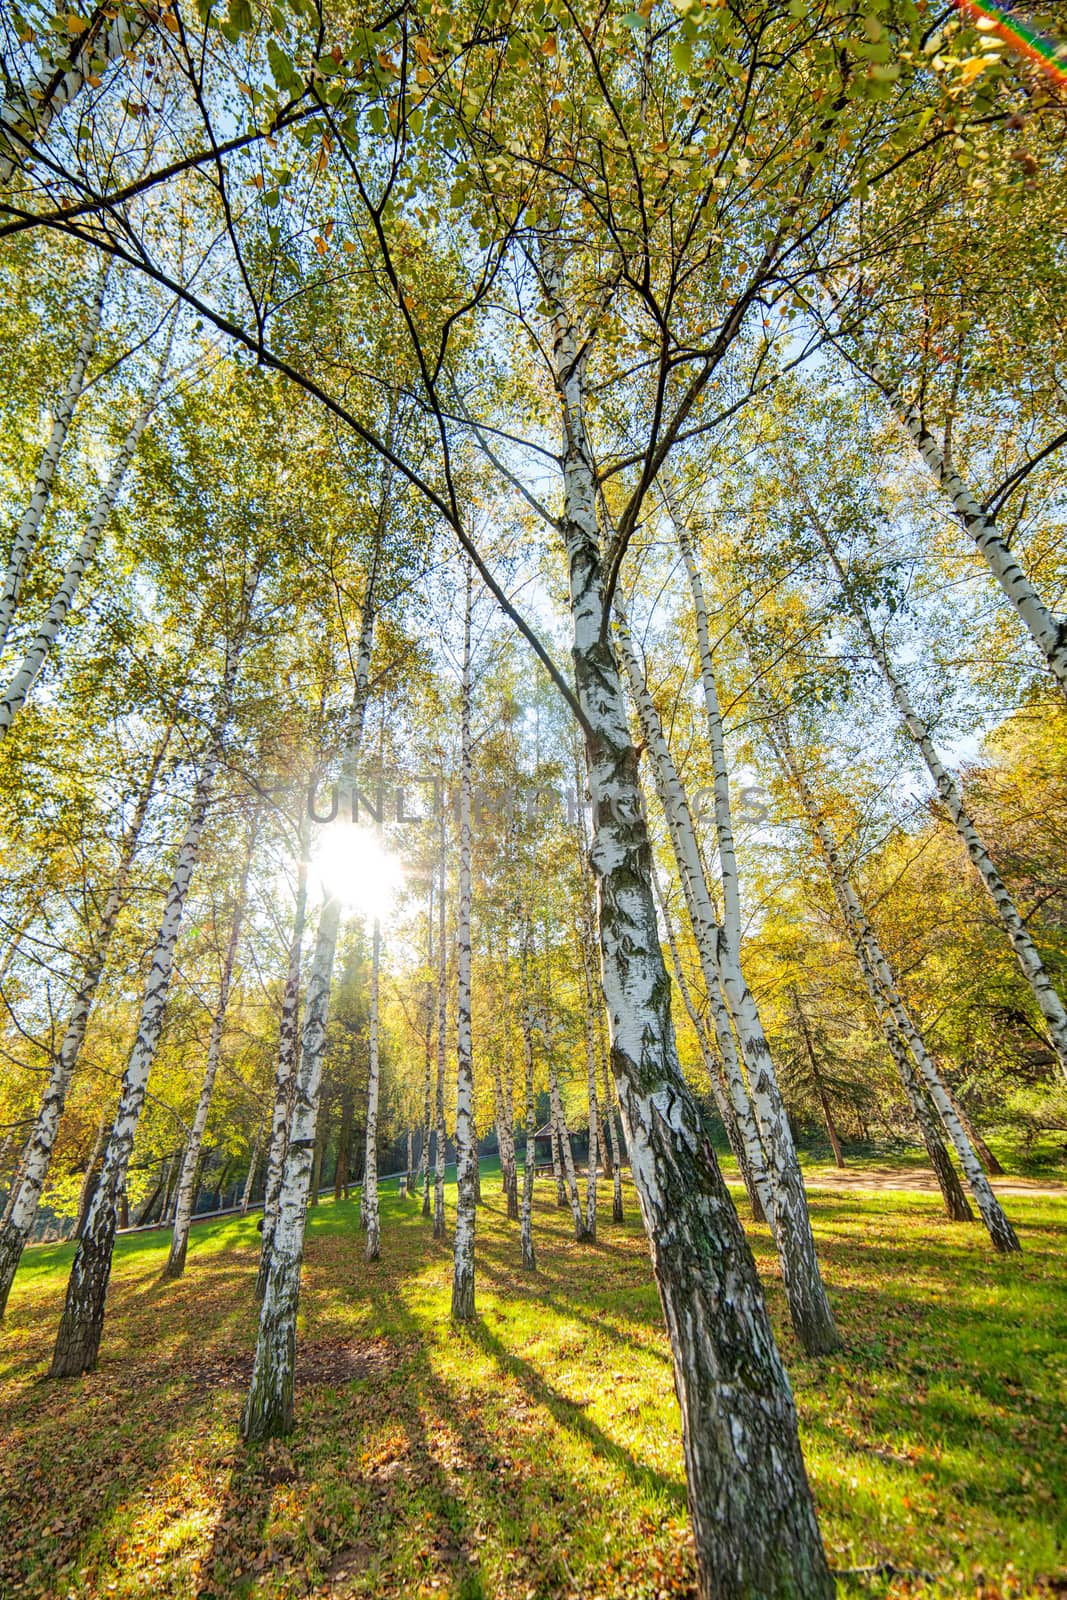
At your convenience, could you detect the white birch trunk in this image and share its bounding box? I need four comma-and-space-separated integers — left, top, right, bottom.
452, 561, 477, 1318
671, 502, 743, 948
491, 1055, 518, 1218
256, 817, 309, 1298
790, 760, 973, 1220
598, 1029, 624, 1223
544, 248, 833, 1597
804, 491, 1067, 1082
242, 594, 375, 1439
241, 1118, 264, 1216
0, 265, 107, 652
580, 950, 600, 1242
653, 869, 768, 1223
163, 810, 258, 1278
575, 763, 600, 1239
767, 712, 1019, 1252
0, 313, 175, 736
0, 6, 152, 180
519, 928, 537, 1271
363, 919, 382, 1262
868, 359, 1067, 696
418, 882, 434, 1219
0, 720, 170, 1317
49, 613, 246, 1375
615, 608, 839, 1353
433, 803, 448, 1241
548, 1051, 585, 1242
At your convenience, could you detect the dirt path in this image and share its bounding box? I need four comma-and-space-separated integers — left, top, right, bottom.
796, 1164, 1067, 1199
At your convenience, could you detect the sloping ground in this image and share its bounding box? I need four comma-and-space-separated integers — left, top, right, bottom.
800, 1166, 1067, 1199
1, 1179, 1065, 1600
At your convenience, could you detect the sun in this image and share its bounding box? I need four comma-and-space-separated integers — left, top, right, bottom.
309, 825, 404, 918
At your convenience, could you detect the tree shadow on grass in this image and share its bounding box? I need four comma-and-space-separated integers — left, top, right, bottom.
464, 1317, 686, 1511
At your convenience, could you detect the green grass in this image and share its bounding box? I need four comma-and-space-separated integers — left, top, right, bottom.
1, 1175, 1065, 1599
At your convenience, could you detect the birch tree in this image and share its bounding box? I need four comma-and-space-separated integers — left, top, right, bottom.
451, 560, 477, 1318
0, 718, 171, 1316
363, 918, 381, 1263
162, 805, 259, 1279
613, 603, 839, 1354
241, 588, 375, 1439
764, 703, 1020, 1252
539, 250, 834, 1593
0, 4, 152, 182
256, 811, 309, 1298
653, 871, 768, 1224
433, 800, 447, 1243
49, 583, 254, 1375
796, 476, 1067, 1083
0, 263, 108, 653
518, 922, 537, 1273
0, 309, 176, 737
819, 306, 1067, 698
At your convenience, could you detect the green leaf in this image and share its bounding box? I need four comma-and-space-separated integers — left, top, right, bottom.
671, 37, 693, 71
228, 0, 253, 33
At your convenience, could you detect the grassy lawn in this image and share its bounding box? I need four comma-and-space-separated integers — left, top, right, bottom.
1, 1174, 1064, 1599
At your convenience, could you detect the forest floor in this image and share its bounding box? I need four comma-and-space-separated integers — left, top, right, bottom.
1, 1174, 1065, 1600
801, 1165, 1067, 1198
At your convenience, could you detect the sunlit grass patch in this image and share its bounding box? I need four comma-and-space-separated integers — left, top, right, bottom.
1, 1176, 1064, 1598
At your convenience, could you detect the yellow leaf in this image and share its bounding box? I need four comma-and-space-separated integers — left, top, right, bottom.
541, 34, 557, 55
957, 55, 989, 85
66, 13, 89, 33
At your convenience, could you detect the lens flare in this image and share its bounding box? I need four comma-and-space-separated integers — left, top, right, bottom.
953, 0, 1067, 89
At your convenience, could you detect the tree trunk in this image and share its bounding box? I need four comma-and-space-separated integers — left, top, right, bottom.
543, 251, 834, 1598
0, 721, 170, 1317
575, 766, 599, 1241
944, 1082, 1004, 1176
801, 486, 1067, 1083
309, 1099, 327, 1208
364, 920, 382, 1261
0, 313, 176, 737
339, 1086, 353, 1207
792, 988, 845, 1170
615, 608, 839, 1354
163, 810, 258, 1278
654, 870, 768, 1223
550, 1104, 566, 1207
452, 561, 477, 1318
519, 927, 537, 1272
49, 611, 245, 1376
0, 264, 107, 650
863, 351, 1067, 697
241, 1118, 264, 1216
0, 6, 153, 182
133, 1160, 167, 1227
74, 1116, 108, 1240
596, 1011, 624, 1222
401, 1129, 413, 1199
581, 959, 600, 1243
257, 816, 309, 1297
549, 1054, 586, 1242
417, 877, 434, 1219
241, 589, 376, 1439
767, 710, 1018, 1251
433, 800, 448, 1241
